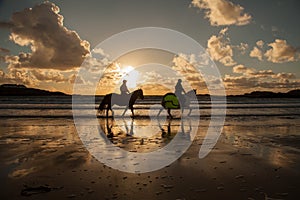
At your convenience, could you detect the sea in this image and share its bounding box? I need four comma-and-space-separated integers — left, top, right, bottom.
0, 96, 299, 119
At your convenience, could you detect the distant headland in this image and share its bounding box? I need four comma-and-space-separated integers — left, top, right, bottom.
0, 84, 299, 97
0, 84, 68, 96
228, 90, 300, 98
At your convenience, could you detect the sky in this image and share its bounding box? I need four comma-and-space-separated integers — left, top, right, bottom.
0, 0, 299, 95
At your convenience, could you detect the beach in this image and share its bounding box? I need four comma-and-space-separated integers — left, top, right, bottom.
0, 96, 300, 199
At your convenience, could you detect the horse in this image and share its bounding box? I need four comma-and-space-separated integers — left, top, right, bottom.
157, 89, 197, 118
98, 89, 144, 117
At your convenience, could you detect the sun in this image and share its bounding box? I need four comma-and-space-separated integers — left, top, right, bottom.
122, 65, 134, 73
121, 65, 140, 89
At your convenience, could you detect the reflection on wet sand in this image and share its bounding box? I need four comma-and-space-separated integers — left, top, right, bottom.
0, 119, 91, 179
221, 118, 300, 169
0, 116, 299, 199
98, 117, 194, 153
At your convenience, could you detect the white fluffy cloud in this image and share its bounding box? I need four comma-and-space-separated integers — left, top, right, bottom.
207, 28, 236, 66
250, 39, 299, 63
250, 46, 263, 61
3, 2, 90, 70
264, 39, 298, 63
190, 0, 252, 26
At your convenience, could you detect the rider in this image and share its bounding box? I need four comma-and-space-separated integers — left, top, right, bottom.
120, 80, 130, 96
175, 79, 186, 106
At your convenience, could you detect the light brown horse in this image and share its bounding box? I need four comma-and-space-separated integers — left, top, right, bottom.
158, 89, 196, 118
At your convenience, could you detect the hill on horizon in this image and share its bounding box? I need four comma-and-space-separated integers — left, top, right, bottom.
0, 84, 299, 97
0, 84, 68, 96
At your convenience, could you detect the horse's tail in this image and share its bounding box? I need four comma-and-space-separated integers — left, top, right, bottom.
98, 96, 107, 111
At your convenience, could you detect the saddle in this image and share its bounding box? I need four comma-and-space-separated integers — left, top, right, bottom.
162, 93, 180, 109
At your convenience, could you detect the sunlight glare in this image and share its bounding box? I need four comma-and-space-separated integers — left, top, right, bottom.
122, 66, 140, 89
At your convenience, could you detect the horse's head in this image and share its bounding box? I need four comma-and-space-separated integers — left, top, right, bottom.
128, 89, 144, 108
137, 88, 144, 100
185, 89, 197, 100
186, 89, 197, 96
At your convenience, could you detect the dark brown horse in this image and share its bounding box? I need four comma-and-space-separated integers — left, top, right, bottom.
98, 89, 144, 117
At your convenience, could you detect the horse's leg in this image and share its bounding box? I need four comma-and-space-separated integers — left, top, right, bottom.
106, 107, 109, 118
111, 108, 114, 119
167, 108, 173, 118
106, 103, 112, 117
157, 108, 163, 117
128, 104, 134, 117
130, 107, 134, 117
187, 107, 192, 116
122, 106, 128, 117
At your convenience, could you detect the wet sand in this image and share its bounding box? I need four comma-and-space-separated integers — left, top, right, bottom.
0, 117, 300, 200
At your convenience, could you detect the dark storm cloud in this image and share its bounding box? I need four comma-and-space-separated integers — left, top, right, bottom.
3, 2, 90, 70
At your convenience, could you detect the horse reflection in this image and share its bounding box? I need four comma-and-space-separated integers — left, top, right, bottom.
99, 117, 193, 148
99, 117, 135, 139
158, 118, 192, 141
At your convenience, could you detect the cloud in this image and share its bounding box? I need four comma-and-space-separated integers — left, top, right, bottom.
233, 64, 254, 74
96, 63, 138, 93
0, 68, 38, 86
140, 83, 172, 95
249, 69, 274, 78
69, 73, 86, 84
227, 64, 299, 93
256, 40, 264, 48
190, 0, 252, 26
264, 39, 299, 63
224, 73, 300, 93
232, 64, 292, 79
250, 46, 263, 61
272, 72, 296, 80
30, 70, 68, 83
250, 39, 299, 63
236, 43, 248, 55
224, 75, 257, 89
3, 2, 90, 70
81, 55, 110, 73
172, 54, 203, 85
171, 53, 223, 93
207, 28, 236, 66
0, 67, 83, 88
